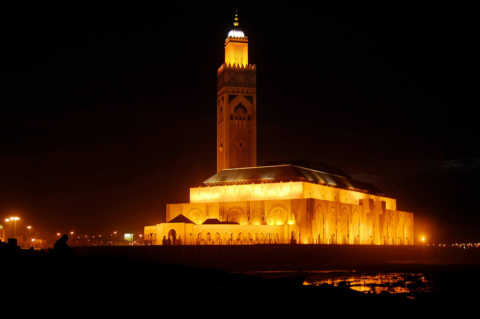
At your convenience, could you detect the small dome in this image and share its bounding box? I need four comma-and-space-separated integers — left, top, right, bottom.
228, 29, 245, 38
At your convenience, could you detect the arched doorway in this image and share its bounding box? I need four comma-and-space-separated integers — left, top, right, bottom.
168, 229, 177, 245
197, 233, 204, 245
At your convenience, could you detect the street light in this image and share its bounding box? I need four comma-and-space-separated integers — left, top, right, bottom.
10, 217, 19, 238
27, 226, 32, 237
5, 218, 12, 238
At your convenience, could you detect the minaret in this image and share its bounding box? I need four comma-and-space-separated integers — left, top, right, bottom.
216, 11, 257, 172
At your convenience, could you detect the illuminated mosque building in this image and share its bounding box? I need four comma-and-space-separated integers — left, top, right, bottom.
144, 13, 414, 246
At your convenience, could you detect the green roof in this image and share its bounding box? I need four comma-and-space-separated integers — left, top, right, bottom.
204, 163, 385, 196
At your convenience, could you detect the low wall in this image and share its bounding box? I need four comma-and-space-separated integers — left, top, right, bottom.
71, 244, 480, 272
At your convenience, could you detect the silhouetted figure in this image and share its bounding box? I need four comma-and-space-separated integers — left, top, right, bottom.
53, 234, 74, 256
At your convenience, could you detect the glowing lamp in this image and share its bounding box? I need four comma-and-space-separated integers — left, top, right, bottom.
124, 233, 134, 245
227, 30, 245, 38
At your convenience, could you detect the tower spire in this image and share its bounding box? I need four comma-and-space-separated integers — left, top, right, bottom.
218, 10, 256, 172
234, 9, 239, 27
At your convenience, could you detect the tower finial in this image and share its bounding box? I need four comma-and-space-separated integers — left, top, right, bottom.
233, 9, 239, 27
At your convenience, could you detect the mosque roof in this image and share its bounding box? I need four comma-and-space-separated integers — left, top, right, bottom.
264, 159, 351, 178
203, 161, 385, 196
167, 215, 194, 224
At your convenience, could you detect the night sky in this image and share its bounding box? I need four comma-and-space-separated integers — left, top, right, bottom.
1, 1, 477, 243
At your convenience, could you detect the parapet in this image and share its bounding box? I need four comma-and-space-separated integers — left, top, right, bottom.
217, 62, 256, 75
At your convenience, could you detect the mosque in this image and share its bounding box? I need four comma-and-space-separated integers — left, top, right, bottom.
144, 12, 414, 246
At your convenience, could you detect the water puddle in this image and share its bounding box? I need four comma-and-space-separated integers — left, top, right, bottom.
302, 270, 436, 300
242, 270, 438, 300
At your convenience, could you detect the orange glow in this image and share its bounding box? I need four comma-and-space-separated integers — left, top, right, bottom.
190, 181, 396, 207
225, 38, 248, 67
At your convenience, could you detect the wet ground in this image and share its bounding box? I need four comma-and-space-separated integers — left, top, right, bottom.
4, 245, 479, 311
303, 271, 438, 300
240, 264, 480, 304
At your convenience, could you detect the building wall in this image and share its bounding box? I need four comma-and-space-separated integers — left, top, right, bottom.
148, 182, 413, 246
146, 223, 299, 245
190, 182, 396, 209
217, 63, 257, 172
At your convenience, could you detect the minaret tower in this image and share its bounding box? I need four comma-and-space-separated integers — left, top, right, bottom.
217, 11, 257, 172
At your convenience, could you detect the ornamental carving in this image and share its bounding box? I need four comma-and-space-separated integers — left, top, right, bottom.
266, 204, 288, 226
187, 208, 206, 225
227, 207, 247, 224
217, 69, 256, 91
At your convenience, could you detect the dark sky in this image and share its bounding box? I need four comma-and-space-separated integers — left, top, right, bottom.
1, 1, 478, 243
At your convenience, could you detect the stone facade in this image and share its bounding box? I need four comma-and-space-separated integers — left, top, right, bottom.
216, 65, 257, 172
145, 180, 413, 245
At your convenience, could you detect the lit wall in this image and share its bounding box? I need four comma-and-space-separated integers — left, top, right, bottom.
160, 196, 413, 246
146, 222, 299, 245
190, 181, 396, 210
148, 182, 411, 246
225, 38, 248, 66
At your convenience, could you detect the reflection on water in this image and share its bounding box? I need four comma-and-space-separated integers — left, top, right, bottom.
242, 270, 439, 301
303, 270, 435, 300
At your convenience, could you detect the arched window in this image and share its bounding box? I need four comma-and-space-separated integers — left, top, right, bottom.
234, 103, 247, 127
236, 109, 245, 127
